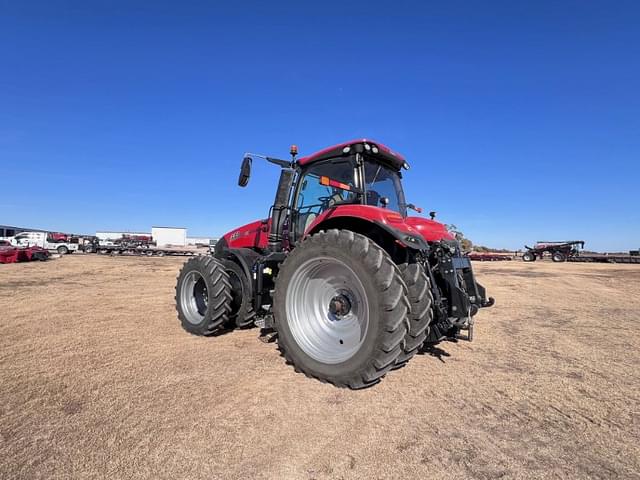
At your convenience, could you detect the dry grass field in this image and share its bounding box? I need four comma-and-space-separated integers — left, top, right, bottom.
1, 255, 639, 479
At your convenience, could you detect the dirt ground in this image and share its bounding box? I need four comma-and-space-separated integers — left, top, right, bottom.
1, 255, 639, 480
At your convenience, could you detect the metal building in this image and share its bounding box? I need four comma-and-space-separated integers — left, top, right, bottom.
1, 225, 46, 238
152, 227, 187, 247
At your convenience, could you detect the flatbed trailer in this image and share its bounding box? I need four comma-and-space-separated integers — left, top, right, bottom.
94, 245, 198, 257
468, 253, 513, 261
568, 255, 640, 264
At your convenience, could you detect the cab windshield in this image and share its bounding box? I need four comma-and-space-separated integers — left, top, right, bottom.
363, 161, 406, 216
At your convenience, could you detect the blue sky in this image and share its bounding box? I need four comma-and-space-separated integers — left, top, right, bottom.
1, 1, 638, 251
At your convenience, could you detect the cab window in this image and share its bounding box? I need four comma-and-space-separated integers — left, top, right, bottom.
363, 161, 406, 215
295, 159, 355, 235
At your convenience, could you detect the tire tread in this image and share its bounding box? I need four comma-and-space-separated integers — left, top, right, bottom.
394, 262, 434, 368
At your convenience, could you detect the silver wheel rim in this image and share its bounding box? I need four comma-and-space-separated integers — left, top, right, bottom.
180, 271, 208, 324
286, 257, 369, 364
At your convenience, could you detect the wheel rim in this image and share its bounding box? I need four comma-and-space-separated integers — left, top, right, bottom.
286, 257, 369, 364
180, 271, 208, 325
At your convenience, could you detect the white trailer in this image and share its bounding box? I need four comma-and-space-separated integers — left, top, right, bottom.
152, 227, 186, 247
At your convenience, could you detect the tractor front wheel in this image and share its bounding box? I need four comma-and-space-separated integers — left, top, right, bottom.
273, 229, 409, 389
522, 252, 536, 262
175, 256, 232, 335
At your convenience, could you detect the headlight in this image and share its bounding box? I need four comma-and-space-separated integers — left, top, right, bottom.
404, 235, 420, 245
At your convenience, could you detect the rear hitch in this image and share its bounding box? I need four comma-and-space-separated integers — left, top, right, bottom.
481, 297, 495, 308
259, 329, 278, 343
450, 316, 475, 342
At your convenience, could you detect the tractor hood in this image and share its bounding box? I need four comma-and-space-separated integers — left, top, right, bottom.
405, 216, 455, 242
220, 218, 271, 251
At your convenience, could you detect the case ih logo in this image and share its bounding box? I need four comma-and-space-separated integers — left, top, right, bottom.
230, 231, 240, 241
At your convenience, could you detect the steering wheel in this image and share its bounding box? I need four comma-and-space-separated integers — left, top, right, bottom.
317, 196, 334, 208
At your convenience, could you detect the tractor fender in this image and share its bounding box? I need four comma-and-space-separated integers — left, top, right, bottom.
306, 212, 429, 252
370, 219, 429, 250
217, 246, 261, 284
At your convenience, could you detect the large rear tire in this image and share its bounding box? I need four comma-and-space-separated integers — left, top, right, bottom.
273, 229, 410, 389
394, 263, 433, 368
175, 256, 232, 335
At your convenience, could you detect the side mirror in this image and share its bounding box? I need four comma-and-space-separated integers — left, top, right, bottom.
380, 196, 390, 208
429, 211, 437, 220
407, 203, 423, 214
238, 156, 252, 187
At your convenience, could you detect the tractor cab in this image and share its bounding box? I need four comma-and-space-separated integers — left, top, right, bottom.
290, 144, 409, 244
230, 139, 453, 254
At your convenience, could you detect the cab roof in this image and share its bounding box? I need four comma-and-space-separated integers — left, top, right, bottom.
297, 139, 407, 169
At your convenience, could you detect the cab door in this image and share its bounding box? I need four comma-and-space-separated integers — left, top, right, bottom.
290, 158, 357, 244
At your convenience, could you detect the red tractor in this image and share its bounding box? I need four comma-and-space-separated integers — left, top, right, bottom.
175, 139, 494, 388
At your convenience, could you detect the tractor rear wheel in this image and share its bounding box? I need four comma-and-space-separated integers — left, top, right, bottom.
394, 263, 433, 369
552, 252, 566, 262
273, 229, 409, 389
220, 258, 255, 328
175, 256, 232, 335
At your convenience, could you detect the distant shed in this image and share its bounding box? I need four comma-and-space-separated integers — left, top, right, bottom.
152, 227, 186, 247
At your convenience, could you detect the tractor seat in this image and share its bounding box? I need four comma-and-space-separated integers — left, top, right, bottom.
366, 190, 381, 207
297, 212, 318, 236
327, 192, 345, 207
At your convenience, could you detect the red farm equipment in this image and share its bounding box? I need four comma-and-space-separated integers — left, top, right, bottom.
522, 241, 640, 264
47, 232, 69, 243
115, 234, 155, 249
0, 241, 49, 264
522, 241, 585, 262
175, 140, 494, 388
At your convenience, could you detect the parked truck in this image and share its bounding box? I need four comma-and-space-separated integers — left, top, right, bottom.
4, 231, 79, 255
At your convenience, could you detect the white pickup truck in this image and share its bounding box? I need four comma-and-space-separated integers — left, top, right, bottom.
4, 231, 79, 255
